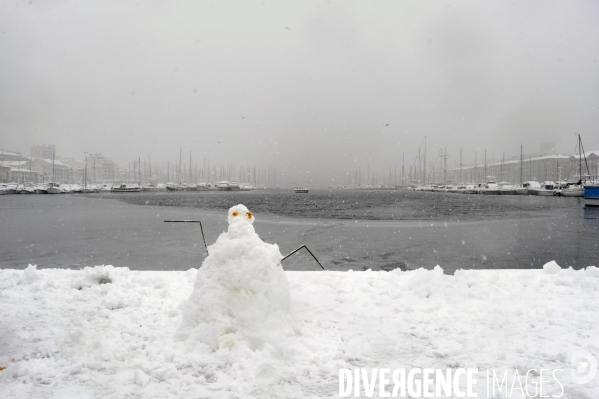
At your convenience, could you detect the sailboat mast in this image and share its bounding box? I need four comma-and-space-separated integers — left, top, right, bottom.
475, 150, 477, 183
579, 134, 582, 182
484, 149, 487, 182
423, 136, 427, 185
520, 145, 523, 185
502, 152, 505, 181
460, 147, 462, 184
444, 146, 447, 184
402, 152, 405, 187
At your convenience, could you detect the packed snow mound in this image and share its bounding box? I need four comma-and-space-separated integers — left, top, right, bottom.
178, 204, 296, 352
543, 260, 562, 274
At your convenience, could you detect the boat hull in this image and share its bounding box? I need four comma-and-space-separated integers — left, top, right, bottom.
142, 187, 167, 192
112, 188, 141, 193
584, 185, 599, 207
561, 189, 584, 197
481, 190, 501, 195
536, 190, 555, 196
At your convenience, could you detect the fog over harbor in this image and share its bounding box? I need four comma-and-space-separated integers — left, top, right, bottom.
2, 1, 599, 187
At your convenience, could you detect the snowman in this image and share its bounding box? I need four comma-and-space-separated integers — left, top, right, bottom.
178, 204, 297, 351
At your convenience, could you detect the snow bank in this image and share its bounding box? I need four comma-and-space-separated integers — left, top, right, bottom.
0, 263, 598, 398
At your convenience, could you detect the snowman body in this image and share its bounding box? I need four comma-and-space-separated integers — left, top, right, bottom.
179, 204, 296, 351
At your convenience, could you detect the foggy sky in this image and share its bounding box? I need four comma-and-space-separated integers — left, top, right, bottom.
1, 0, 598, 185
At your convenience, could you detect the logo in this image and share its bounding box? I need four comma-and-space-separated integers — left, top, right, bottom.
571, 351, 597, 385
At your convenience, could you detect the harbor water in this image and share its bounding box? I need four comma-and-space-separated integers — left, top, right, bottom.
0, 190, 597, 273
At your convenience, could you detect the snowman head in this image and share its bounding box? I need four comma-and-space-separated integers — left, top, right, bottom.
227, 204, 255, 225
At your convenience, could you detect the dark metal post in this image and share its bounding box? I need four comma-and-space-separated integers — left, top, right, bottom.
282, 245, 325, 270
164, 220, 209, 255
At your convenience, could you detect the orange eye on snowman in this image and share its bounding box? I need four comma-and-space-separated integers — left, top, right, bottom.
247, 212, 253, 219
232, 211, 239, 217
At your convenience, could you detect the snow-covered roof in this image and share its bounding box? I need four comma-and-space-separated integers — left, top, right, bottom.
10, 167, 36, 173
39, 158, 71, 167
447, 153, 592, 172
0, 150, 20, 157
1, 160, 29, 166
572, 150, 599, 158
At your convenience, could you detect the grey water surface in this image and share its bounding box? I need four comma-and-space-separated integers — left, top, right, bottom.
0, 190, 597, 274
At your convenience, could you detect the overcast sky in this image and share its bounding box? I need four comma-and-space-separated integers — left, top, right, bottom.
1, 0, 598, 184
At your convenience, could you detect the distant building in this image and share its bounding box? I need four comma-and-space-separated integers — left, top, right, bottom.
85, 153, 116, 184
0, 149, 23, 163
0, 165, 10, 182
443, 150, 599, 184
30, 144, 56, 159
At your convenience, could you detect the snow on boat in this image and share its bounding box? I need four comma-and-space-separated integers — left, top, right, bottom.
480, 181, 501, 195
111, 184, 141, 193
535, 181, 557, 196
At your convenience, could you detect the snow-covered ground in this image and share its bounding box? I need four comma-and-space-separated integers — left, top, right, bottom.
1, 263, 598, 398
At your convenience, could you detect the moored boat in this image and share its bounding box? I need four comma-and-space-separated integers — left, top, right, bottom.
166, 182, 186, 191
462, 184, 478, 194
111, 184, 141, 193
523, 181, 542, 195
498, 182, 516, 195
4, 183, 18, 194
480, 181, 501, 195
561, 185, 584, 197
295, 187, 309, 193
47, 182, 63, 194
535, 181, 556, 196
584, 185, 599, 207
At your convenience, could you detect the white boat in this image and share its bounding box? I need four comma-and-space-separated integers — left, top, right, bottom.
4, 183, 18, 194
560, 185, 584, 197
295, 187, 309, 193
522, 181, 542, 195
448, 185, 466, 193
461, 184, 478, 194
34, 184, 48, 194
68, 184, 82, 193
196, 181, 211, 191
142, 182, 167, 192
111, 184, 141, 193
47, 182, 63, 194
216, 181, 236, 191
0, 184, 7, 195
17, 183, 36, 194
498, 182, 516, 195
480, 181, 501, 195
166, 182, 186, 191
535, 181, 557, 196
